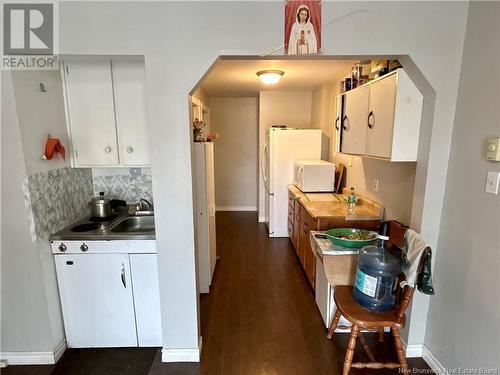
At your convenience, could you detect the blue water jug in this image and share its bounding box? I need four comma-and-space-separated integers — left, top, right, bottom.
352, 222, 402, 312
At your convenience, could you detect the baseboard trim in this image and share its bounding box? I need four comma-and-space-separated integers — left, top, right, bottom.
422, 345, 447, 374
405, 344, 423, 358
216, 206, 257, 212
161, 337, 203, 363
401, 339, 446, 374
0, 339, 67, 365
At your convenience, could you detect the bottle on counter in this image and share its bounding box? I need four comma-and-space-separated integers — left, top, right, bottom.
347, 187, 356, 215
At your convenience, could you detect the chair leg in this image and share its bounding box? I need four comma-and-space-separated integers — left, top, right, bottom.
358, 332, 376, 362
377, 327, 385, 342
342, 324, 359, 375
392, 327, 408, 371
327, 309, 341, 339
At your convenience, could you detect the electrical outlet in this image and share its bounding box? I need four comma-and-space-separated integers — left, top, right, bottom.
373, 179, 379, 192
347, 157, 353, 167
485, 171, 499, 195
129, 168, 142, 177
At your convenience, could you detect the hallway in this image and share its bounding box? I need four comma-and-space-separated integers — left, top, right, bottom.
3, 212, 431, 375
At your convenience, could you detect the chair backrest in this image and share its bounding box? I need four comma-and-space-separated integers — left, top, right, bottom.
335, 163, 345, 193
385, 220, 432, 319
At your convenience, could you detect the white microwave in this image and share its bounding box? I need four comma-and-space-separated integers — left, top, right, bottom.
294, 160, 335, 192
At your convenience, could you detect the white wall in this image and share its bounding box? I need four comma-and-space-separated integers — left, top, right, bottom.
13, 0, 467, 358
209, 97, 258, 210
311, 83, 337, 161
424, 2, 500, 369
1, 72, 56, 353
258, 90, 313, 220
11, 71, 70, 175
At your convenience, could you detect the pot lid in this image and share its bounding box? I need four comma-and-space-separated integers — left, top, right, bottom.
89, 192, 110, 204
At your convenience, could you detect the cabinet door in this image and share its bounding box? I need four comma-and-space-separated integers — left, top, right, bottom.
112, 60, 150, 166
298, 206, 316, 272
366, 73, 397, 158
129, 254, 162, 347
64, 61, 118, 166
304, 241, 316, 289
340, 86, 369, 155
54, 254, 137, 347
334, 95, 343, 153
292, 199, 300, 252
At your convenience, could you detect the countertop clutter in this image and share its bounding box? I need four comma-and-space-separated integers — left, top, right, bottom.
288, 185, 384, 220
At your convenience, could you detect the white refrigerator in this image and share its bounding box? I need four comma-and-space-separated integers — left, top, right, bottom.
193, 142, 217, 293
262, 128, 322, 237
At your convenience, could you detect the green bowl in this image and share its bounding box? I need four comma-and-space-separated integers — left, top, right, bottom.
325, 228, 378, 248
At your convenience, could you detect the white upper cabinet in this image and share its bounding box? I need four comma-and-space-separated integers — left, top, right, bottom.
64, 60, 119, 166
341, 85, 370, 155
337, 69, 423, 162
112, 60, 150, 166
63, 58, 150, 167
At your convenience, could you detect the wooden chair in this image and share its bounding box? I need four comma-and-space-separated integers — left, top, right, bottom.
327, 222, 430, 375
335, 163, 345, 194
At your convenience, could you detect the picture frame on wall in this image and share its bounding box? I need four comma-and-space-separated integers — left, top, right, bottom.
285, 0, 322, 55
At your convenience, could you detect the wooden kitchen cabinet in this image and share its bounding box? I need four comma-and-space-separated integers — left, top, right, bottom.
63, 60, 119, 166
337, 68, 423, 161
54, 253, 138, 347
287, 186, 382, 290
112, 60, 150, 166
63, 59, 150, 167
365, 69, 423, 161
340, 85, 369, 155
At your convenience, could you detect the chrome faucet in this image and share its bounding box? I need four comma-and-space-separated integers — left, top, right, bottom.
138, 198, 152, 211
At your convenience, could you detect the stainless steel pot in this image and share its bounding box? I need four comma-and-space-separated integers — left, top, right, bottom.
88, 192, 113, 218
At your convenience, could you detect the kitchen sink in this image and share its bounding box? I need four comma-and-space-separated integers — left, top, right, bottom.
110, 216, 155, 233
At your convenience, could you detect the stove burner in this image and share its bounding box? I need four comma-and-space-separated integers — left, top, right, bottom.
89, 214, 117, 222
71, 223, 101, 232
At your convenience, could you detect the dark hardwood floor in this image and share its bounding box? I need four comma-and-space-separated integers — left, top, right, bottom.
2, 212, 431, 375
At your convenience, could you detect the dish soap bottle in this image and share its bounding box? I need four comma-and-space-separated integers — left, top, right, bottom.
347, 187, 356, 215
352, 221, 402, 311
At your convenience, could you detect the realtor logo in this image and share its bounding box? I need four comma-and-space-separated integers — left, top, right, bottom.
3, 3, 53, 55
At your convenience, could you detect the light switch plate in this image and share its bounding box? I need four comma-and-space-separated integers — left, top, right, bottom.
347, 156, 353, 167
485, 171, 500, 195
486, 138, 500, 161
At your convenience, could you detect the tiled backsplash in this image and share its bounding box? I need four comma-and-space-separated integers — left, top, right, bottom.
26, 167, 93, 240
92, 170, 153, 204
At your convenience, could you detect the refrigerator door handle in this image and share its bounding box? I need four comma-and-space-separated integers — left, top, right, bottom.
261, 142, 270, 194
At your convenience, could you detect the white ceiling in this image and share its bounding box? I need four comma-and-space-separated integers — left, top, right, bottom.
198, 58, 357, 97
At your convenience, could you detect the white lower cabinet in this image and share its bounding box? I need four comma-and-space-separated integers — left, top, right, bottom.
54, 251, 161, 348
314, 255, 351, 330
129, 254, 162, 346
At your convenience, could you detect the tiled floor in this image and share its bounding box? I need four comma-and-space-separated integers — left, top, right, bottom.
2, 212, 432, 375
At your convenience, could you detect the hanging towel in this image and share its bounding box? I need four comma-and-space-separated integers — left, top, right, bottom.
400, 229, 435, 295
43, 138, 65, 161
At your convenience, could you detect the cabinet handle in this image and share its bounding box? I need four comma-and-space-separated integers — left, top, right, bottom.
80, 243, 88, 252
367, 111, 375, 129
126, 146, 134, 153
105, 146, 112, 153
335, 116, 340, 131
303, 223, 308, 233
121, 263, 126, 288
58, 243, 67, 252
342, 115, 349, 131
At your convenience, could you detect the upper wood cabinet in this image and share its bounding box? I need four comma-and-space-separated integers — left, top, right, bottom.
341, 86, 370, 155
337, 69, 423, 162
63, 59, 150, 167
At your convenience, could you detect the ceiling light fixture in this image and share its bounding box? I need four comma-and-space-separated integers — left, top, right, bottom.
256, 70, 284, 85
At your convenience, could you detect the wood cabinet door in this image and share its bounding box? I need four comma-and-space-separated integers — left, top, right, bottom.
54, 254, 137, 347
366, 73, 397, 158
112, 60, 150, 166
298, 206, 317, 280
304, 242, 316, 289
64, 60, 118, 166
292, 199, 301, 252
340, 86, 369, 155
